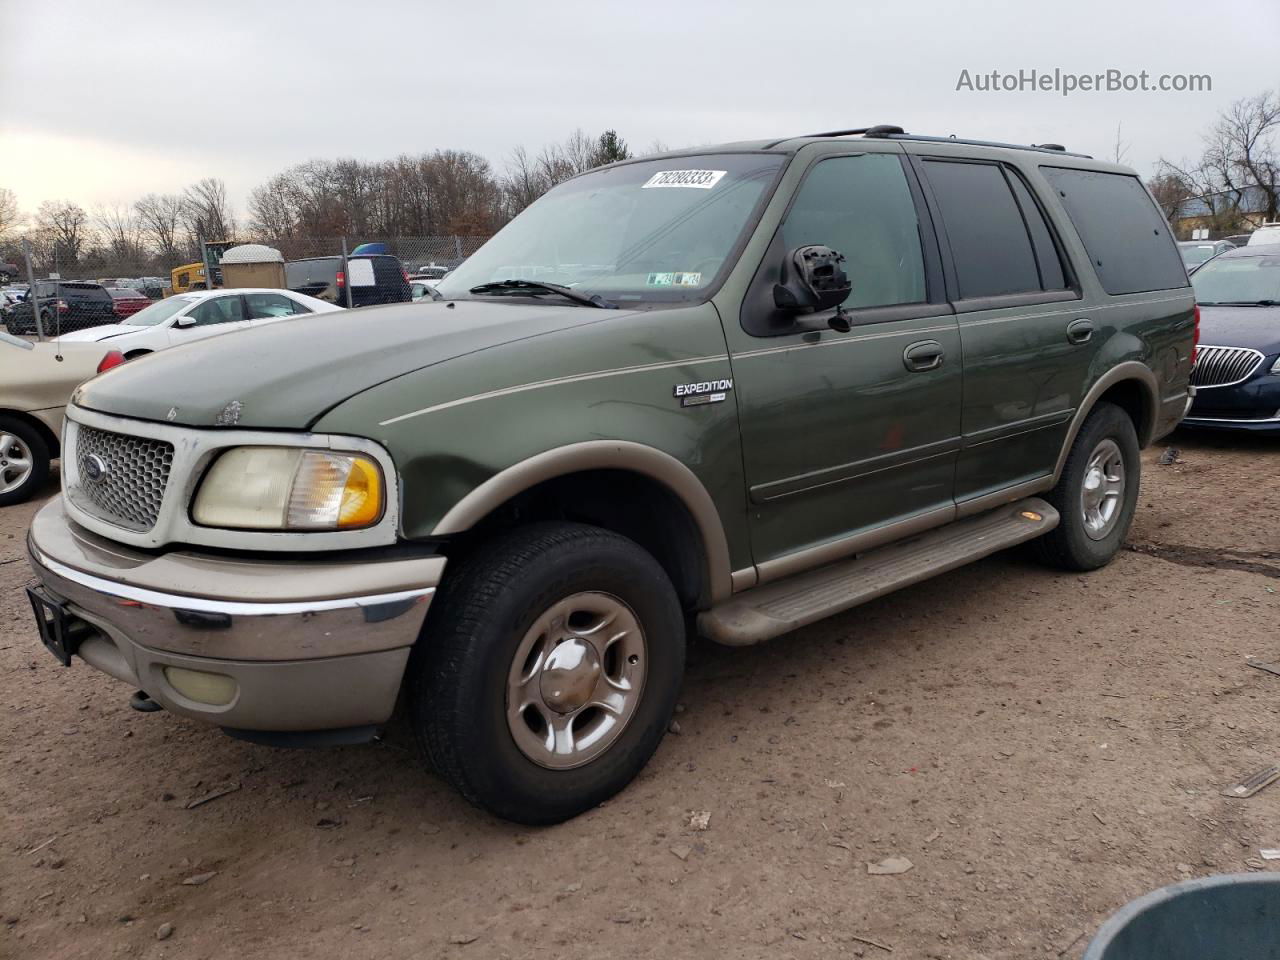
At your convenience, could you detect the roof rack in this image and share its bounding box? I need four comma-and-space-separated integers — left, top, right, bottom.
780, 127, 1092, 159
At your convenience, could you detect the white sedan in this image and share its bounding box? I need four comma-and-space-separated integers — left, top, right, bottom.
57, 288, 342, 358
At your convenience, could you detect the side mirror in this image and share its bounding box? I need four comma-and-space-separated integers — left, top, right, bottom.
175, 315, 196, 328
773, 245, 852, 321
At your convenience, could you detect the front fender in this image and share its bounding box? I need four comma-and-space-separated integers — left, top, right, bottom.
314, 303, 750, 599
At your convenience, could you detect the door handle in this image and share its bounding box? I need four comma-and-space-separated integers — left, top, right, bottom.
903, 340, 945, 372
1067, 318, 1094, 345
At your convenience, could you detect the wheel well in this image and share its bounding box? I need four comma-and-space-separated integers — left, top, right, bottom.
1095, 379, 1154, 446
0, 409, 60, 459
454, 469, 709, 611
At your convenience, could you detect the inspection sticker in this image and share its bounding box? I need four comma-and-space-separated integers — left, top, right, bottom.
642, 169, 726, 189
646, 272, 702, 287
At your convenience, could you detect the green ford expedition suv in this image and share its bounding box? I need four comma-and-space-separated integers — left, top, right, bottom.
25, 126, 1195, 824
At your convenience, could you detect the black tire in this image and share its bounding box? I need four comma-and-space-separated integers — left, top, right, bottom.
0, 415, 51, 507
1031, 402, 1140, 571
411, 522, 685, 825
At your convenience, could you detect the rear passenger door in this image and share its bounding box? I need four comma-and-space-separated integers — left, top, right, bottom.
910, 152, 1090, 509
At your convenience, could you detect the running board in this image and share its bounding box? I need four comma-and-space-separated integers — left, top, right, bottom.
698, 498, 1059, 646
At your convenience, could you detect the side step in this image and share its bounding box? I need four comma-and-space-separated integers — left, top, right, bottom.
699, 498, 1059, 646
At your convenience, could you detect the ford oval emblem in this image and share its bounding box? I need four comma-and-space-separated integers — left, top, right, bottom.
83, 454, 109, 483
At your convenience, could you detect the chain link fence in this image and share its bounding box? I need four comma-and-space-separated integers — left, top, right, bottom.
1, 232, 489, 336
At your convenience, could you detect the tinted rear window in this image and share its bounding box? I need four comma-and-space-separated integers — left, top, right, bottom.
1041, 168, 1187, 295
923, 160, 1041, 299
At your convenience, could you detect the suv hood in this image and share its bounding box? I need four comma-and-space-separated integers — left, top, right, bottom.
73, 299, 637, 429
1198, 304, 1280, 355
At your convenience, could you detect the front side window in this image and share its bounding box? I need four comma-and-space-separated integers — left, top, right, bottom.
436, 153, 786, 305
245, 292, 308, 319
780, 154, 927, 310
189, 296, 246, 326
1042, 167, 1187, 295
1191, 254, 1280, 305
923, 160, 1042, 299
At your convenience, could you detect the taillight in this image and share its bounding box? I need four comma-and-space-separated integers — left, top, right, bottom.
1192, 303, 1200, 365
97, 350, 125, 373
402, 268, 410, 284
56, 299, 68, 313
336, 270, 345, 289
113, 302, 126, 318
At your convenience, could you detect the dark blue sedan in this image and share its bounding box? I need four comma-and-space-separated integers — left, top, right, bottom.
1184, 244, 1280, 433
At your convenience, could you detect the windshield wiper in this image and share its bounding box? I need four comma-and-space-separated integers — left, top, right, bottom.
1199, 300, 1280, 307
468, 279, 616, 309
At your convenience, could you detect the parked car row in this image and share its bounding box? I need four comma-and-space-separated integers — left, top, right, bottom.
58, 288, 342, 357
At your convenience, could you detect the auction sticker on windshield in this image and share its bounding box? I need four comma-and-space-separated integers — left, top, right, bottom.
642, 170, 726, 189
646, 272, 702, 287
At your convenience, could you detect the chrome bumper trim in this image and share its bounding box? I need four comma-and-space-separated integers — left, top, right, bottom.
29, 541, 434, 617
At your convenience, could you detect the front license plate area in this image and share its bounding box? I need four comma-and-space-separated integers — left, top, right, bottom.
27, 585, 79, 667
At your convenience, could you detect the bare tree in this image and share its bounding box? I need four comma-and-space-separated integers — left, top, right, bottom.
248, 174, 300, 240
1147, 172, 1195, 222
94, 203, 144, 268
134, 193, 186, 265
1206, 91, 1280, 223
1156, 90, 1280, 235
0, 188, 21, 242
35, 200, 91, 268
181, 177, 235, 249
1111, 123, 1130, 166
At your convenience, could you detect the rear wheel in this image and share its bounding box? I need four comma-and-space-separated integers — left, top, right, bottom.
410, 522, 685, 824
0, 416, 50, 507
1032, 402, 1140, 571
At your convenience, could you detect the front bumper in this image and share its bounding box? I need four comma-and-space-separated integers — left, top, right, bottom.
1183, 372, 1280, 433
25, 498, 445, 732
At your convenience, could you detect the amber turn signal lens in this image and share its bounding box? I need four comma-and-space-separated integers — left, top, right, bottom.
338, 456, 382, 528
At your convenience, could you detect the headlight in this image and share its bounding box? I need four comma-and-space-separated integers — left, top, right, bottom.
1271, 355, 1280, 375
192, 447, 383, 531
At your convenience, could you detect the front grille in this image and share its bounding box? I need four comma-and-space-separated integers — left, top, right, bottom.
1191, 345, 1264, 389
72, 426, 174, 531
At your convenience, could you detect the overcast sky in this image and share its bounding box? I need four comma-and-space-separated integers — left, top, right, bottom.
2, 0, 1277, 219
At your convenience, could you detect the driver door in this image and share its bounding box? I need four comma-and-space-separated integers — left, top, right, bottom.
724, 149, 962, 576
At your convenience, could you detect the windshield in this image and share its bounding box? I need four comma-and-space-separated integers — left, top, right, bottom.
124, 296, 197, 326
1192, 254, 1280, 304
437, 153, 786, 304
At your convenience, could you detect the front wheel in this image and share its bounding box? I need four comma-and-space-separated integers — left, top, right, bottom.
1032, 401, 1140, 571
0, 416, 50, 507
411, 523, 685, 824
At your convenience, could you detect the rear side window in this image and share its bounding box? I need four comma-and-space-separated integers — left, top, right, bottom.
245, 292, 310, 319
1006, 173, 1068, 290
923, 160, 1041, 299
1041, 167, 1187, 295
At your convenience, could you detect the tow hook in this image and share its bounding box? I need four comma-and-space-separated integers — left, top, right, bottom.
129, 690, 163, 713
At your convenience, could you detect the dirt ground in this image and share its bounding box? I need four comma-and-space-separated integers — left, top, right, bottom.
2, 429, 1278, 960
